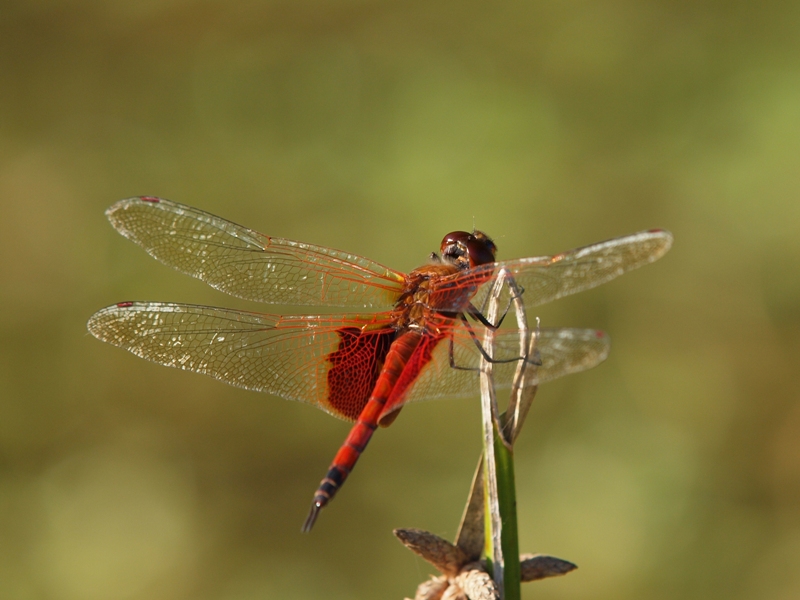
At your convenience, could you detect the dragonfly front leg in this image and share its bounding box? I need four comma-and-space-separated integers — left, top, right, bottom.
468, 274, 526, 330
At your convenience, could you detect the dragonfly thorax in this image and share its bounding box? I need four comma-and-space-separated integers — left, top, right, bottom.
393, 263, 461, 332
392, 231, 497, 332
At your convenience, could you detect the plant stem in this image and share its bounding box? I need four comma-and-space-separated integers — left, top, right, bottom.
493, 428, 520, 600
479, 266, 529, 599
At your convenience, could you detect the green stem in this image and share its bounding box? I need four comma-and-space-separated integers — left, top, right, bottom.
494, 431, 520, 600
482, 425, 521, 600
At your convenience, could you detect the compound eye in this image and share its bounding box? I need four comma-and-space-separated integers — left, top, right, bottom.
466, 230, 497, 267
439, 230, 496, 269
441, 231, 472, 251
440, 231, 471, 265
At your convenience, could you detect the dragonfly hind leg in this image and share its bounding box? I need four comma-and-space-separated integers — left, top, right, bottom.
448, 314, 542, 372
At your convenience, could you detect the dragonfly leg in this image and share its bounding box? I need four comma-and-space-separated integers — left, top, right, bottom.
447, 314, 542, 371
467, 301, 507, 330
468, 277, 525, 330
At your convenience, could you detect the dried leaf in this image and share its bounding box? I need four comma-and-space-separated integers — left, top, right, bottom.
519, 553, 577, 581
454, 460, 485, 560
394, 528, 469, 576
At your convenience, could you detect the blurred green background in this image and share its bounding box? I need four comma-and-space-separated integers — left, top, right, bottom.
2, 1, 800, 599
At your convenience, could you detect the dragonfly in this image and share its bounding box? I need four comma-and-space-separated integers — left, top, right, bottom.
87, 197, 672, 531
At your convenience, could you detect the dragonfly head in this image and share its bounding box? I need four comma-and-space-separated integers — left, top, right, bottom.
440, 230, 496, 270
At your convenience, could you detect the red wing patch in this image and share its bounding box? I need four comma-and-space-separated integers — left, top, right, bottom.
327, 327, 395, 421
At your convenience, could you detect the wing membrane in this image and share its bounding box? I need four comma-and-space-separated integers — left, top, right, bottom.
401, 325, 611, 405
87, 302, 396, 421
105, 197, 405, 308
88, 302, 608, 415
432, 229, 673, 312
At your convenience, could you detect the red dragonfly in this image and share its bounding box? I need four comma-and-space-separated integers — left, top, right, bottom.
87, 197, 672, 531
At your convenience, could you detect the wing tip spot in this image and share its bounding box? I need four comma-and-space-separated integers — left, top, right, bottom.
646, 228, 674, 248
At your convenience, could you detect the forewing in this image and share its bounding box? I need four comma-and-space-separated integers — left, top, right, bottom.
87, 302, 397, 421
398, 325, 611, 406
105, 197, 405, 308
432, 229, 672, 312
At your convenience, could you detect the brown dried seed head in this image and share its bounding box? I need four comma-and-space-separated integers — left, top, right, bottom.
454, 563, 498, 600
394, 528, 470, 576
411, 575, 449, 600
440, 583, 469, 600
519, 553, 577, 581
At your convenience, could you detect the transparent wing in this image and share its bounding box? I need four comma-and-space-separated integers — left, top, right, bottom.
431, 229, 673, 312
398, 324, 611, 406
88, 302, 609, 417
105, 197, 406, 308
87, 302, 398, 421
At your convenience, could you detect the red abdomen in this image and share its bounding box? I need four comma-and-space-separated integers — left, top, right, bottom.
303, 329, 442, 531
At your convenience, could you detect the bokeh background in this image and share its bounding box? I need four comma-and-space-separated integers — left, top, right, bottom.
2, 2, 800, 599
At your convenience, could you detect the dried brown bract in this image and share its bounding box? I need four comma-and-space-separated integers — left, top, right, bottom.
395, 528, 576, 600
